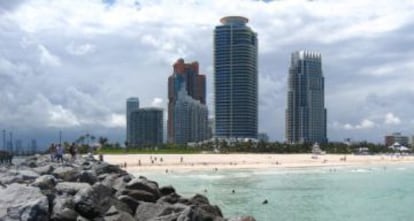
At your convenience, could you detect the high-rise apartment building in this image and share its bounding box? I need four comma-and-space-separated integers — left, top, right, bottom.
168, 58, 206, 143
286, 51, 327, 144
130, 108, 163, 146
126, 97, 139, 144
174, 86, 208, 144
214, 16, 258, 139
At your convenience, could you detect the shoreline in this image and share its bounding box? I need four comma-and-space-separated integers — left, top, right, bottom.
102, 153, 414, 173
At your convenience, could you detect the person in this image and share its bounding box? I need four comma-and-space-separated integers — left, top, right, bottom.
69, 143, 77, 161
56, 144, 64, 163
49, 143, 56, 161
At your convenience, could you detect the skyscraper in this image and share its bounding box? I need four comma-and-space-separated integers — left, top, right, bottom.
126, 97, 139, 144
286, 51, 327, 144
130, 108, 163, 146
174, 86, 208, 144
214, 16, 258, 139
168, 58, 206, 143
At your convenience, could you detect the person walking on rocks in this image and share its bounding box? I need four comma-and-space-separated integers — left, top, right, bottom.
69, 143, 77, 161
49, 143, 56, 161
56, 144, 64, 163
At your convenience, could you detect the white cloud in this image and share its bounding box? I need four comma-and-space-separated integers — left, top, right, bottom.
151, 97, 163, 108
384, 112, 401, 125
38, 44, 61, 66
343, 119, 376, 130
66, 42, 96, 56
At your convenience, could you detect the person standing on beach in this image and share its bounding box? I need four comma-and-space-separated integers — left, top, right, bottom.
49, 143, 56, 161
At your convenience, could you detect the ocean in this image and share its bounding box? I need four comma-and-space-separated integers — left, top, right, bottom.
136, 164, 414, 221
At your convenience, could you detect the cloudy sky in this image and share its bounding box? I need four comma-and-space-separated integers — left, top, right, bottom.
1, 0, 414, 148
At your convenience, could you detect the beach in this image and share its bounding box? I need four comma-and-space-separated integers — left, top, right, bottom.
103, 153, 414, 173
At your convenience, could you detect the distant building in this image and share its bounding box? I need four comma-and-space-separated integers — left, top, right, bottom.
385, 132, 409, 146
214, 16, 258, 139
167, 58, 206, 143
126, 97, 140, 145
286, 50, 327, 144
130, 108, 163, 146
174, 86, 208, 144
257, 133, 269, 142
208, 118, 215, 139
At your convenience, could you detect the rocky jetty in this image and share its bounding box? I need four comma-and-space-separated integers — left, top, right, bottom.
0, 154, 255, 221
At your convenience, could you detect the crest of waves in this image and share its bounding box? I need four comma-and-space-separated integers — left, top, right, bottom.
252, 168, 329, 176
350, 168, 372, 173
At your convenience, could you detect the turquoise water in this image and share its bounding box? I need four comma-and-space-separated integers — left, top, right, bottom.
136, 164, 414, 221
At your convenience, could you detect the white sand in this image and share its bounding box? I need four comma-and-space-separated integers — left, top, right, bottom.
103, 153, 414, 173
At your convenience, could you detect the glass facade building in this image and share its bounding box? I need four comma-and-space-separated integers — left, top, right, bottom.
167, 58, 206, 143
214, 16, 258, 139
130, 108, 163, 146
126, 97, 139, 144
286, 51, 327, 144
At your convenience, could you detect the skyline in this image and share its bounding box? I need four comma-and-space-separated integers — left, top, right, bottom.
1, 0, 414, 146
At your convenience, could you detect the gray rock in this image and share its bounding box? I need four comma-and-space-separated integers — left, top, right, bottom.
126, 177, 160, 197
32, 175, 57, 190
56, 182, 91, 195
104, 206, 135, 221
118, 195, 139, 214
94, 162, 125, 175
73, 183, 113, 218
0, 183, 49, 221
52, 207, 79, 221
134, 202, 166, 221
119, 189, 158, 203
53, 166, 80, 182
159, 185, 176, 196
17, 169, 40, 180
0, 174, 24, 184
78, 170, 98, 185
101, 174, 127, 192
33, 165, 54, 175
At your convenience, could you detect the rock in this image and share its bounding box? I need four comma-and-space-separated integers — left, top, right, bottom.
53, 166, 80, 182
0, 174, 24, 184
101, 174, 127, 192
134, 202, 167, 221
0, 183, 49, 221
227, 216, 256, 221
33, 165, 54, 175
73, 183, 114, 218
56, 182, 91, 195
159, 185, 176, 196
52, 207, 79, 221
118, 195, 139, 214
189, 194, 210, 205
157, 192, 182, 204
78, 170, 98, 185
104, 206, 135, 221
51, 195, 78, 221
119, 189, 158, 203
126, 177, 161, 197
94, 162, 125, 175
17, 169, 40, 180
32, 175, 57, 190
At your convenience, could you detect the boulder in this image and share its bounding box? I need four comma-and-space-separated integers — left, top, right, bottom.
33, 165, 54, 175
104, 205, 135, 221
94, 162, 125, 175
53, 166, 80, 182
56, 182, 91, 195
159, 185, 176, 196
51, 194, 77, 220
78, 170, 98, 185
134, 202, 167, 221
0, 174, 24, 184
17, 169, 40, 180
118, 189, 158, 203
101, 174, 127, 192
118, 195, 139, 214
32, 175, 57, 190
126, 177, 160, 197
0, 183, 49, 221
73, 183, 114, 218
157, 192, 182, 204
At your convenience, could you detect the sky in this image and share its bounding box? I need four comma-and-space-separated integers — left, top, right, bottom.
1, 0, 414, 148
